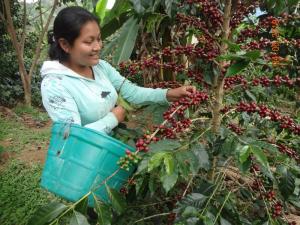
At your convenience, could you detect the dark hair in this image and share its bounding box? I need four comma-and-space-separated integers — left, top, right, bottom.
47, 6, 99, 62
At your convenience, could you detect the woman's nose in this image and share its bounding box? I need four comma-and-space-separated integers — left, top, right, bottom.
93, 40, 102, 51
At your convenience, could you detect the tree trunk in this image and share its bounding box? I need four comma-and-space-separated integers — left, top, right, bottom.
211, 0, 232, 133
2, 0, 58, 106
18, 59, 32, 106
209, 0, 232, 181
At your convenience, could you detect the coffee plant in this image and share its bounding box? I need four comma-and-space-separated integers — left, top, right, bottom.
29, 0, 299, 224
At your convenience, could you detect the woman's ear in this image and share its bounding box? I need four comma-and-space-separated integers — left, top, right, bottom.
58, 38, 71, 53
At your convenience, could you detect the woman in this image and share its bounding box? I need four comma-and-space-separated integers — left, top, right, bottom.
41, 6, 196, 135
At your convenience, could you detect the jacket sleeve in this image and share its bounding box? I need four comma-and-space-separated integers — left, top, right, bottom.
100, 60, 171, 106
41, 76, 119, 134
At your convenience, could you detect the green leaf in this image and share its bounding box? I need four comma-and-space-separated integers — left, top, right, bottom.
249, 140, 277, 154
101, 0, 132, 27
117, 95, 135, 111
175, 151, 194, 178
27, 202, 67, 225
245, 90, 256, 102
93, 194, 112, 225
69, 211, 90, 225
165, 0, 174, 17
181, 193, 208, 209
160, 172, 178, 193
148, 152, 167, 171
203, 211, 215, 225
96, 0, 108, 23
112, 17, 140, 65
100, 35, 119, 58
279, 168, 295, 200
136, 157, 149, 173
143, 104, 169, 124
75, 195, 89, 215
250, 146, 268, 168
148, 139, 181, 152
105, 185, 126, 214
220, 217, 232, 225
222, 39, 241, 51
164, 153, 175, 174
239, 145, 250, 164
243, 50, 261, 60
225, 60, 250, 77
145, 13, 167, 33
219, 50, 260, 62
273, 0, 286, 15
182, 206, 198, 218
148, 174, 157, 196
101, 13, 130, 40
217, 53, 242, 61
130, 0, 145, 14
190, 144, 210, 171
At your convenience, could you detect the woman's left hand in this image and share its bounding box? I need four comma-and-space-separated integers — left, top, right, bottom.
166, 85, 197, 102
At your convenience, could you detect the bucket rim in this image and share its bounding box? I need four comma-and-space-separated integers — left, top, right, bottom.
52, 121, 136, 152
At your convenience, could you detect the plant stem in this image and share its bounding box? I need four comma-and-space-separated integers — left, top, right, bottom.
200, 157, 231, 217
49, 191, 91, 225
133, 212, 171, 224
213, 191, 231, 225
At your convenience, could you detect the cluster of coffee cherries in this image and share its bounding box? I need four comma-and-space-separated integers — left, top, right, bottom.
167, 212, 176, 225
264, 190, 276, 201
230, 2, 258, 28
236, 102, 300, 135
117, 149, 142, 171
237, 27, 259, 43
220, 105, 231, 114
176, 13, 213, 42
162, 44, 219, 61
272, 201, 283, 218
135, 98, 202, 146
134, 91, 208, 152
187, 69, 205, 85
228, 123, 244, 135
241, 38, 271, 50
119, 178, 136, 195
250, 157, 296, 224
158, 92, 208, 138
135, 135, 160, 152
146, 81, 181, 89
258, 16, 282, 29
277, 143, 299, 162
224, 75, 298, 90
252, 75, 298, 87
118, 61, 140, 77
224, 75, 247, 90
118, 40, 220, 78
184, 0, 223, 27
176, 13, 209, 34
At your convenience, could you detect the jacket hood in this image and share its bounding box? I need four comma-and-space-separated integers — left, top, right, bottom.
40, 60, 95, 80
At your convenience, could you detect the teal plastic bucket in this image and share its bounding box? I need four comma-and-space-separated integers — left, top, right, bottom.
41, 122, 135, 206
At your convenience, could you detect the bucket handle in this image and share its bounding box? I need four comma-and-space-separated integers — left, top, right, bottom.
56, 122, 72, 157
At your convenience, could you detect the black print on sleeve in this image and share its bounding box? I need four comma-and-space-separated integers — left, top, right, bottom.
101, 91, 111, 98
48, 95, 66, 109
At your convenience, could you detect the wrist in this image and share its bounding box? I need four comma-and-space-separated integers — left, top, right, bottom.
166, 89, 176, 102
166, 89, 172, 102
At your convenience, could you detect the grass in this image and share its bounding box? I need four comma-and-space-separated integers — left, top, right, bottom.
0, 106, 51, 153
0, 106, 57, 225
0, 160, 58, 225
14, 104, 50, 123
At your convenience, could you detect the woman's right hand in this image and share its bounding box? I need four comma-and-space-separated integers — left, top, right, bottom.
111, 105, 126, 122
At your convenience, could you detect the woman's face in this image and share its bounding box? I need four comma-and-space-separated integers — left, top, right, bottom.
67, 21, 102, 67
